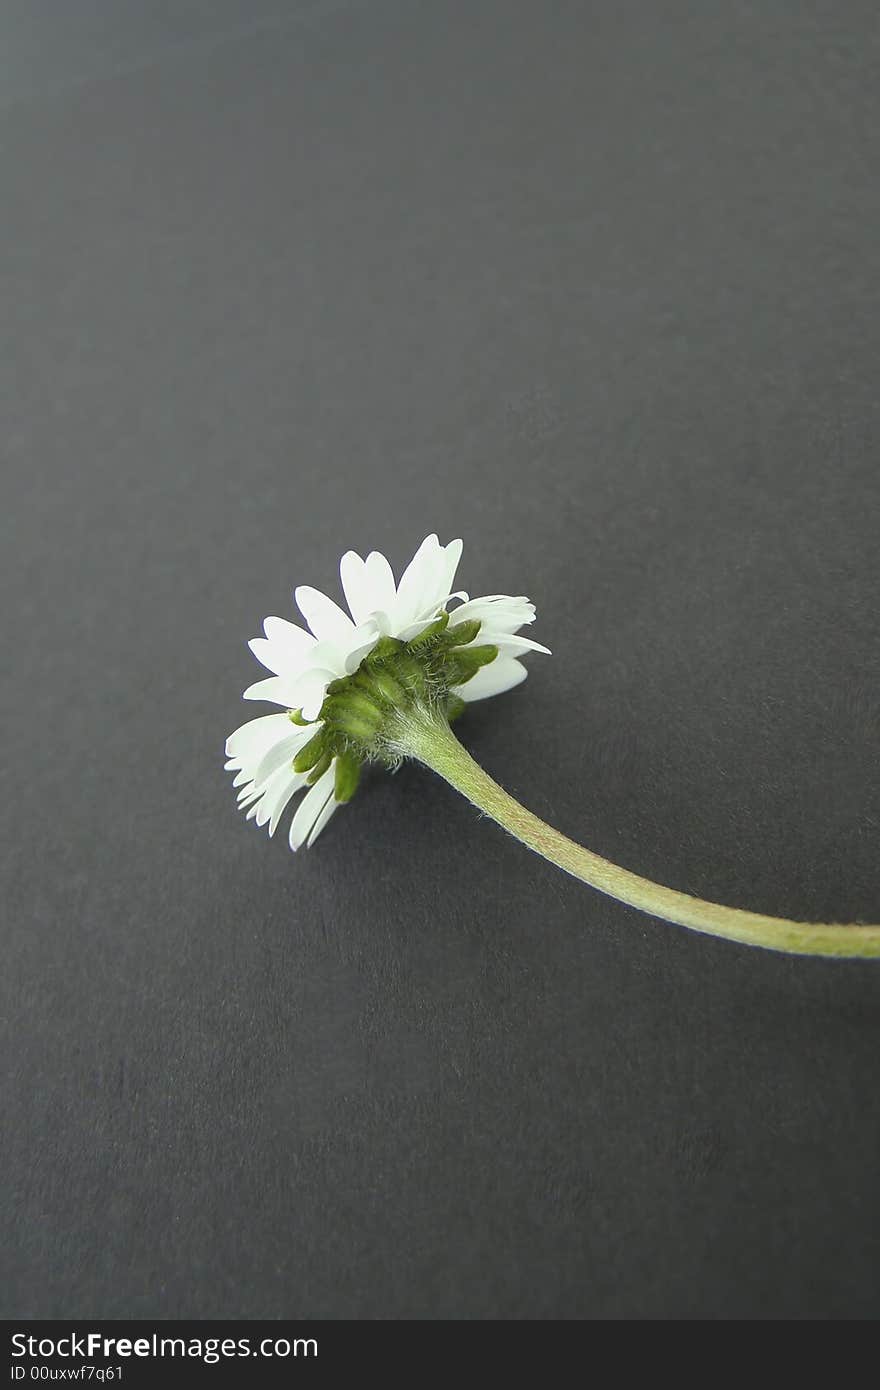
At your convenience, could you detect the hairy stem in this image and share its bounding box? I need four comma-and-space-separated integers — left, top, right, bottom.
395, 708, 880, 959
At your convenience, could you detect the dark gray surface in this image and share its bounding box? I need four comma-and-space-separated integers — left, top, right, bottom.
3, 0, 879, 1320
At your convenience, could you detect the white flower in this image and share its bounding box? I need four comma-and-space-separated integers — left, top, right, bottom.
225, 534, 549, 849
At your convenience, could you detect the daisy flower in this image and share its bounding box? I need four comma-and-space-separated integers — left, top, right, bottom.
224, 531, 880, 959
225, 534, 549, 850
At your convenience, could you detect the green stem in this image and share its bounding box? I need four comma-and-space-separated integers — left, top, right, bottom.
395, 709, 880, 959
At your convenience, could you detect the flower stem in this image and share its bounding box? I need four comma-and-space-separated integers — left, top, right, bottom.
396, 709, 880, 959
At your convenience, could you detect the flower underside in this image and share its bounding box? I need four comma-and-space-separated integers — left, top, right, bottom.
226, 534, 548, 848
290, 611, 497, 804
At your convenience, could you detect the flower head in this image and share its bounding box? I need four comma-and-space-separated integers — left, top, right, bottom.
225, 534, 549, 848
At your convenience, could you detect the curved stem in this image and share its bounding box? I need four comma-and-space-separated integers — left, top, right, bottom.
395, 709, 880, 959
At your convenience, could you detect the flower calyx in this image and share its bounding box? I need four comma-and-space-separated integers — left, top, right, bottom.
289, 612, 497, 795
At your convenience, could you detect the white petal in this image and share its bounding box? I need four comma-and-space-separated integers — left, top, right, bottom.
308, 639, 348, 677
343, 621, 381, 673
290, 667, 336, 721
225, 713, 293, 760
369, 609, 394, 636
449, 594, 535, 632
442, 588, 470, 609
339, 551, 370, 624
363, 550, 397, 614
392, 534, 443, 627
253, 729, 312, 790
255, 764, 309, 829
340, 555, 390, 630
396, 590, 470, 642
439, 538, 463, 598
396, 614, 442, 642
455, 656, 528, 702
248, 636, 308, 677
264, 615, 317, 653
490, 633, 551, 656
243, 666, 335, 714
242, 675, 300, 705
289, 764, 336, 850
307, 792, 339, 846
268, 768, 308, 836
295, 585, 356, 644
248, 618, 316, 674
248, 763, 285, 825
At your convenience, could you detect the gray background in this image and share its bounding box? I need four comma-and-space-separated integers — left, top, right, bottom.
3, 1, 879, 1319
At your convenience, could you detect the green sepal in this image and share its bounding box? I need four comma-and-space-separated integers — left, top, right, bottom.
288, 708, 312, 726
334, 750, 362, 803
366, 635, 404, 662
306, 750, 332, 785
406, 610, 449, 647
322, 689, 383, 742
360, 667, 406, 707
446, 693, 467, 723
445, 644, 498, 686
392, 651, 429, 696
324, 677, 349, 696
442, 618, 481, 648
293, 727, 331, 773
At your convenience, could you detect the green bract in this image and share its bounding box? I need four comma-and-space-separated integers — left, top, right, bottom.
288, 611, 498, 797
